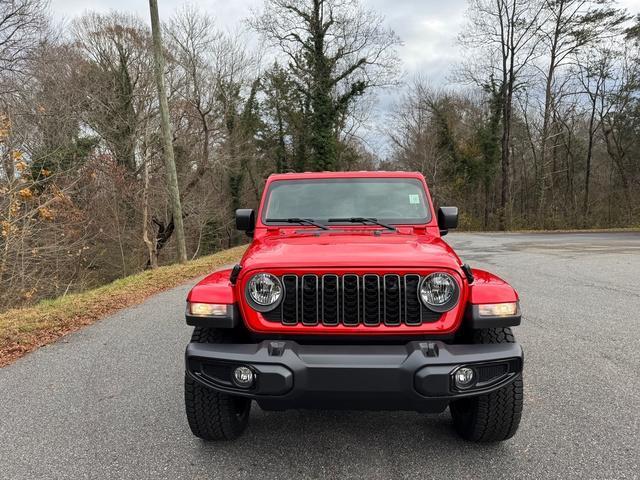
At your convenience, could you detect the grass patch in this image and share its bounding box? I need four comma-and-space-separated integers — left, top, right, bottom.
0, 245, 246, 367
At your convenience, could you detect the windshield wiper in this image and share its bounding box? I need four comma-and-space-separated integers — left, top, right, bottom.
267, 218, 329, 230
328, 217, 396, 231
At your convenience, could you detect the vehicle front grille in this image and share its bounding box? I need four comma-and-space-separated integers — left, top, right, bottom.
263, 274, 441, 326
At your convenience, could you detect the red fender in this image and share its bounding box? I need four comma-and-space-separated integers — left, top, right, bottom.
187, 268, 235, 305
469, 269, 519, 304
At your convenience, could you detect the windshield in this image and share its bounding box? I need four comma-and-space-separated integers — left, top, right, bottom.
263, 178, 431, 224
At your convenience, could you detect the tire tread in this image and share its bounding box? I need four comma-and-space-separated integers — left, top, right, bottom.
184, 327, 250, 441
451, 327, 523, 442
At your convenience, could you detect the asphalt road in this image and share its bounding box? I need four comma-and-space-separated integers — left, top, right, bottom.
1, 232, 639, 480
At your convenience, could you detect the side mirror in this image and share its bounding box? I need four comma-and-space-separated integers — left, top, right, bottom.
437, 206, 458, 236
235, 209, 255, 235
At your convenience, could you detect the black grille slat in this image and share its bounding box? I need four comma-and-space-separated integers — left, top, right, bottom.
342, 275, 360, 325
262, 274, 444, 327
404, 275, 422, 325
363, 275, 380, 325
301, 275, 319, 325
322, 275, 339, 325
383, 275, 402, 325
281, 275, 298, 325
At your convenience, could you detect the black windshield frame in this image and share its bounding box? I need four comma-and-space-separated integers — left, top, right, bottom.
261, 178, 432, 226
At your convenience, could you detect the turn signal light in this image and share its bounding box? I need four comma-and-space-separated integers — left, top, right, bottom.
188, 302, 229, 317
478, 302, 518, 317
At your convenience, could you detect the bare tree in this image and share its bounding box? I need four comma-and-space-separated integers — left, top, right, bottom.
536, 0, 627, 223
0, 0, 47, 179
167, 7, 257, 196
460, 0, 545, 229
597, 44, 640, 221
72, 12, 155, 172
0, 0, 47, 90
166, 7, 220, 192
251, 0, 401, 170
573, 46, 609, 219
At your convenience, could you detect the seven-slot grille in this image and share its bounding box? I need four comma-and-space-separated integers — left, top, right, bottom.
262, 274, 442, 326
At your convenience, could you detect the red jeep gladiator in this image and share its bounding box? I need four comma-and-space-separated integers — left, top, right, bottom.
184, 171, 523, 442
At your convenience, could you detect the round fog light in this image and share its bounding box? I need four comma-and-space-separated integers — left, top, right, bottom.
454, 367, 475, 389
233, 366, 255, 388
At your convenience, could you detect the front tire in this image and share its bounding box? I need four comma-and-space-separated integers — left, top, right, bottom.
449, 327, 523, 442
184, 327, 251, 441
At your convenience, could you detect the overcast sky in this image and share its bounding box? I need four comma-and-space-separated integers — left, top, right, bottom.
51, 0, 480, 83
49, 0, 640, 153
49, 0, 640, 75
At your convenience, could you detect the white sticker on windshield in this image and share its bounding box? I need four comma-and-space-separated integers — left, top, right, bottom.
409, 194, 420, 204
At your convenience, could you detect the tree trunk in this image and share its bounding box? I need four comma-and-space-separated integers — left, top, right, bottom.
142, 142, 158, 269
276, 100, 287, 172
602, 127, 633, 221
499, 52, 515, 231
149, 0, 188, 263
147, 216, 175, 268
499, 99, 511, 231
538, 0, 563, 226
483, 179, 490, 229
309, 0, 338, 171
583, 95, 597, 222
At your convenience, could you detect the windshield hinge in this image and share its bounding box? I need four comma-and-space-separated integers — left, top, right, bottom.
461, 264, 474, 284
230, 264, 242, 285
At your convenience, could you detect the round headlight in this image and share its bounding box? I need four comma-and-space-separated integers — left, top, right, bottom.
246, 273, 283, 311
419, 272, 459, 312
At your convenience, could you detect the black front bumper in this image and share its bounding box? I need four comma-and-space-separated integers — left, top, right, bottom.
185, 340, 523, 413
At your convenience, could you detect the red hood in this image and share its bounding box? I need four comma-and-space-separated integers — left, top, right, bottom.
239, 230, 462, 272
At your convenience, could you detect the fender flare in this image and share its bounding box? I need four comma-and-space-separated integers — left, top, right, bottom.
187, 268, 236, 304
466, 269, 521, 329
186, 268, 238, 328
